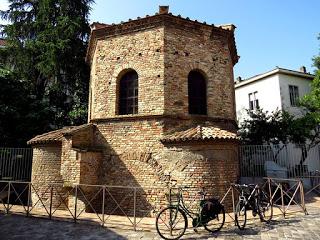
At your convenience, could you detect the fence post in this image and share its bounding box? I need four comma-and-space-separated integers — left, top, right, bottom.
74, 185, 78, 223
49, 186, 53, 219
299, 180, 308, 215
231, 186, 236, 226
102, 186, 105, 227
6, 181, 11, 214
280, 183, 285, 217
133, 188, 137, 231
27, 182, 31, 217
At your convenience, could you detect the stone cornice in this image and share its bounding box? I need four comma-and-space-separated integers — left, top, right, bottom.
86, 13, 238, 65
89, 114, 237, 127
161, 138, 240, 145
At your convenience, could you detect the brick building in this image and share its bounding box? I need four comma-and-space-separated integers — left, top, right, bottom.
28, 6, 240, 213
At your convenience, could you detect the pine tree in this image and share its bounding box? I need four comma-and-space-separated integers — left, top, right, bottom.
0, 0, 94, 146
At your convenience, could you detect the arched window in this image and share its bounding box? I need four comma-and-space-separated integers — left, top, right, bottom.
188, 70, 207, 115
119, 70, 138, 115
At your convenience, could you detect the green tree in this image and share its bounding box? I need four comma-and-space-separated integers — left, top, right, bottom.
0, 65, 52, 146
294, 34, 320, 163
238, 109, 293, 145
312, 34, 320, 70
238, 108, 316, 165
0, 0, 94, 146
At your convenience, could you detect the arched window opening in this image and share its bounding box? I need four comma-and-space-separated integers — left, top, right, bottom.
119, 70, 138, 115
188, 70, 207, 115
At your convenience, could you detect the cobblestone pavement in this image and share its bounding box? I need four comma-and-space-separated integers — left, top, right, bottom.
0, 205, 319, 240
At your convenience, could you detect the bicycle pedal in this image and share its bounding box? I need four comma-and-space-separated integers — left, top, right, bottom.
193, 228, 198, 233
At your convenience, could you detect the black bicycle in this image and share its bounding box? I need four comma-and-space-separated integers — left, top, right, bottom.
156, 186, 225, 240
233, 183, 273, 230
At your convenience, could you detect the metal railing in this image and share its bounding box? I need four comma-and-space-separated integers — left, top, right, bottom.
305, 175, 320, 196
0, 148, 33, 181
264, 177, 308, 217
240, 144, 320, 179
0, 178, 313, 231
0, 181, 167, 231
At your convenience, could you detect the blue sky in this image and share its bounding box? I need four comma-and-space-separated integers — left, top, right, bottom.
1, 0, 319, 79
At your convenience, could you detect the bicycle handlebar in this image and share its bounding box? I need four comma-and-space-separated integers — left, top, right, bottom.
233, 183, 257, 188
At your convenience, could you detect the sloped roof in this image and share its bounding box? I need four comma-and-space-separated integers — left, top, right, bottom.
161, 125, 238, 143
235, 67, 314, 89
90, 22, 109, 30
0, 39, 6, 47
27, 124, 94, 145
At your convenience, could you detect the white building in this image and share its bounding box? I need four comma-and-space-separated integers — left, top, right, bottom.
235, 67, 319, 183
235, 66, 314, 123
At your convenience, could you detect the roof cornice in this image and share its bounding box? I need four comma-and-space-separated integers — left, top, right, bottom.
235, 68, 315, 89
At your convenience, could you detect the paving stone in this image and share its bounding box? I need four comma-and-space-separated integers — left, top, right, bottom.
0, 204, 320, 239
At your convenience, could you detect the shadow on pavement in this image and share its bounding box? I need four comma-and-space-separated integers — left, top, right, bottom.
182, 218, 303, 240
0, 214, 128, 240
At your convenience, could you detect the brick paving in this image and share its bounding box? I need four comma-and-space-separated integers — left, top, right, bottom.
0, 201, 319, 239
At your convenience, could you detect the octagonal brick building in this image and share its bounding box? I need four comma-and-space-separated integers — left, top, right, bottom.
28, 6, 239, 211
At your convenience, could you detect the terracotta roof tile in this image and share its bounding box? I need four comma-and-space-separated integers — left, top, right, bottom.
161, 125, 238, 143
27, 124, 94, 145
90, 22, 109, 30
0, 39, 6, 47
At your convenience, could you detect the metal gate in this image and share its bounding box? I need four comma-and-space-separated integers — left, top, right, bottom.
0, 148, 33, 181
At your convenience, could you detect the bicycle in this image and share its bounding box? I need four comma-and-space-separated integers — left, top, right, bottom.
155, 185, 225, 240
233, 183, 273, 230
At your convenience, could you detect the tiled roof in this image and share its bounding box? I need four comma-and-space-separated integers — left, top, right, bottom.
235, 67, 314, 88
0, 39, 6, 47
90, 22, 109, 30
161, 125, 238, 143
27, 124, 94, 145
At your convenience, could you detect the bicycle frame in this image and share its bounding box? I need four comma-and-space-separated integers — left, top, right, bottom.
168, 187, 200, 220
238, 184, 260, 212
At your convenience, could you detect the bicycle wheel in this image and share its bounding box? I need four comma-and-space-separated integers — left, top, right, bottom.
258, 191, 273, 223
204, 207, 225, 233
156, 206, 188, 240
235, 200, 247, 230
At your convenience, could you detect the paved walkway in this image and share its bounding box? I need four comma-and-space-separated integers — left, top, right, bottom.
0, 203, 319, 239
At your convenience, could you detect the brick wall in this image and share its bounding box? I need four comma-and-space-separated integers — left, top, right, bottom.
31, 145, 65, 208
90, 27, 165, 119
163, 24, 236, 119
89, 19, 236, 122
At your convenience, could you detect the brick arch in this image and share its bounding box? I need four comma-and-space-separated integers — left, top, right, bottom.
116, 68, 139, 80
119, 151, 169, 183
186, 63, 211, 77
113, 63, 142, 80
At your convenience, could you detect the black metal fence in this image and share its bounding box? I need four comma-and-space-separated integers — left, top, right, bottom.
0, 148, 33, 181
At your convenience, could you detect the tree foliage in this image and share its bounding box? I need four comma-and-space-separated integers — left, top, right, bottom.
312, 34, 320, 70
0, 65, 52, 146
238, 109, 318, 166
0, 0, 94, 146
238, 109, 294, 145
298, 33, 320, 149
